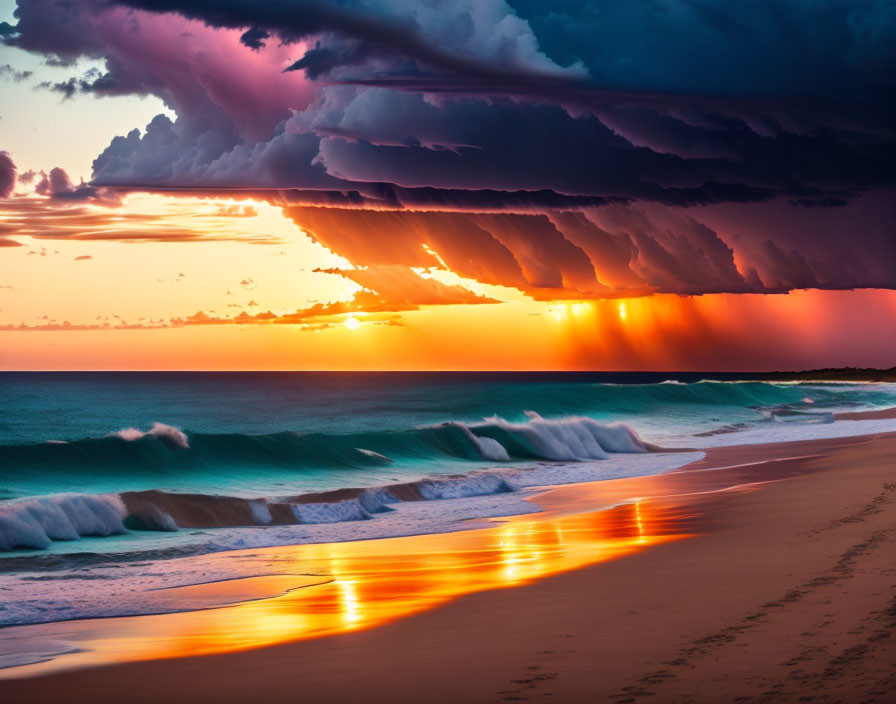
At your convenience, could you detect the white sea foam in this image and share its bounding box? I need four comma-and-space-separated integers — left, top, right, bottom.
770, 410, 834, 424
144, 508, 179, 532
113, 422, 189, 448
0, 637, 84, 670
461, 426, 511, 461
0, 494, 126, 550
291, 499, 371, 524
357, 488, 398, 513
475, 412, 646, 460
682, 417, 896, 449
249, 500, 273, 526
417, 472, 516, 500
354, 448, 393, 463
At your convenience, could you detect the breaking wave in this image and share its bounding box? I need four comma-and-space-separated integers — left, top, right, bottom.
0, 469, 531, 550
0, 413, 649, 551
0, 415, 645, 484
0, 494, 126, 551
112, 422, 189, 448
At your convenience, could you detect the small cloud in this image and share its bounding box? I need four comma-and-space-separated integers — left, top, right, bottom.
240, 277, 257, 290
74, 255, 92, 261
240, 26, 270, 51
213, 203, 258, 217
28, 247, 61, 257
247, 299, 259, 307
0, 64, 32, 82
33, 166, 120, 205
0, 237, 22, 248
42, 57, 74, 68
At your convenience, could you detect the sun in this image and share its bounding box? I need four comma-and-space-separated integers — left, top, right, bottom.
618, 302, 627, 321
344, 316, 361, 331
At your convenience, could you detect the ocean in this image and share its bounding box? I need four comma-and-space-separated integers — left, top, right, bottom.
2, 371, 896, 619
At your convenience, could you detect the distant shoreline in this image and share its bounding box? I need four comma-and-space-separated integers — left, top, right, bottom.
749, 366, 896, 382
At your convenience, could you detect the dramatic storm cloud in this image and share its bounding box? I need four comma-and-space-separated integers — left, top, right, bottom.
2, 0, 895, 298
286, 199, 896, 298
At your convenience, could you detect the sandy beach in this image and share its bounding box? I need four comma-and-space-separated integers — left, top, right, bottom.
2, 425, 895, 704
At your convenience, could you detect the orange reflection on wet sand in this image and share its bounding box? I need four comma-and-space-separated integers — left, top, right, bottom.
0, 499, 694, 678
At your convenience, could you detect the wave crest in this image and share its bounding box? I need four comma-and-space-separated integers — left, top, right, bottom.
0, 413, 650, 485
468, 412, 646, 461
0, 414, 653, 550
113, 422, 189, 449
0, 494, 126, 551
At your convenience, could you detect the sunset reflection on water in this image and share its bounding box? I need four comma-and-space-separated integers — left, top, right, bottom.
1, 498, 696, 677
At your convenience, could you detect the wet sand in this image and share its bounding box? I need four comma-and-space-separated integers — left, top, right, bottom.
835, 406, 896, 421
2, 430, 895, 703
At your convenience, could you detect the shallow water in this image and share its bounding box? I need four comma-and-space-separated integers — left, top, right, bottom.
0, 495, 696, 676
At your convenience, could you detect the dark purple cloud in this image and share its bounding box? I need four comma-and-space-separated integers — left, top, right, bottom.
31, 166, 121, 205
2, 0, 895, 299
110, 0, 584, 83
8, 0, 890, 208
0, 151, 16, 198
0, 63, 32, 81
5, 0, 314, 144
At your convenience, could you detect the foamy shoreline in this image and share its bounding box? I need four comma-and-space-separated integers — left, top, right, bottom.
1, 424, 894, 702
0, 414, 894, 632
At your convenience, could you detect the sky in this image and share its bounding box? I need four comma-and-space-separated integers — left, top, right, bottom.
0, 0, 894, 370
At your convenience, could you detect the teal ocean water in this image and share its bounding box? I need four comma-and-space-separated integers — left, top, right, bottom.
2, 372, 895, 558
